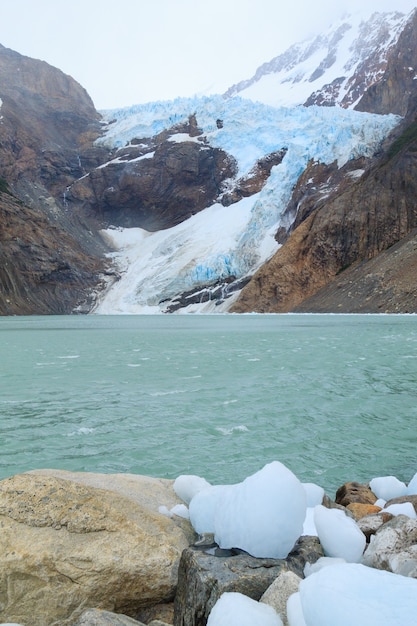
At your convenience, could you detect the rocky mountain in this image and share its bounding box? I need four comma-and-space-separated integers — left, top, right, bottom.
224, 11, 410, 112
232, 9, 417, 314
1, 9, 417, 315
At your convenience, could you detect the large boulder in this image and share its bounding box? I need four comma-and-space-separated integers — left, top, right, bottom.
173, 537, 322, 626
362, 514, 417, 577
0, 471, 194, 626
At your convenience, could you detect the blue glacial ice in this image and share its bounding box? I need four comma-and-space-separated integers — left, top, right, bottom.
94, 96, 400, 313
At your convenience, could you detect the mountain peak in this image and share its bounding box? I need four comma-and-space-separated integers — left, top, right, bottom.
224, 10, 413, 109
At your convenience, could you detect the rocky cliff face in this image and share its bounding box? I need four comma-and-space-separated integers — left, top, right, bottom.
0, 45, 111, 315
68, 115, 237, 231
0, 187, 107, 315
0, 49, 238, 313
232, 11, 417, 314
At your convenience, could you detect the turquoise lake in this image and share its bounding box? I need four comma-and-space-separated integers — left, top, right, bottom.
1, 314, 416, 496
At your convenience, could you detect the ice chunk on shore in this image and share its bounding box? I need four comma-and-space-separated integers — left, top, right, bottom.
292, 563, 417, 626
207, 592, 283, 626
302, 508, 318, 536
189, 461, 306, 558
383, 502, 417, 518
313, 505, 366, 562
304, 556, 346, 577
189, 484, 232, 534
302, 482, 325, 507
287, 593, 307, 626
173, 474, 211, 504
369, 476, 407, 500
407, 470, 417, 495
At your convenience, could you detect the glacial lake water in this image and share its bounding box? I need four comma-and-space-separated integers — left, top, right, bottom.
1, 314, 416, 496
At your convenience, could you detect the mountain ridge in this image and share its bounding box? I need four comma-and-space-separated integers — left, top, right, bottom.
224, 10, 413, 111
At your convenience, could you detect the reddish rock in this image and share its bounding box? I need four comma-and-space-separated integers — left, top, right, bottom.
346, 503, 382, 521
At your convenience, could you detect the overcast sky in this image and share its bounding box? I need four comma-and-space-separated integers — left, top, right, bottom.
0, 0, 416, 110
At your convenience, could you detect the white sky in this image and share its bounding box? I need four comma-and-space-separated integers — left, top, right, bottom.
0, 0, 415, 110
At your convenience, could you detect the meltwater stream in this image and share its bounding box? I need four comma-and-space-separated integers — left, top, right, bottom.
1, 314, 416, 495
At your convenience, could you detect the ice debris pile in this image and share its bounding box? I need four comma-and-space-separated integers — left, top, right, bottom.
167, 461, 417, 626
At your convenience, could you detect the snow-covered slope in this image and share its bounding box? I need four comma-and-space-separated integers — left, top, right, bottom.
93, 96, 399, 314
224, 11, 411, 108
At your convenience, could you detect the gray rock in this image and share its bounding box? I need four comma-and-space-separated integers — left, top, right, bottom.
385, 495, 417, 514
173, 537, 322, 626
357, 511, 394, 541
362, 514, 417, 576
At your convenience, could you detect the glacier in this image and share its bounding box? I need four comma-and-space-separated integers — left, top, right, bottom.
93, 96, 400, 314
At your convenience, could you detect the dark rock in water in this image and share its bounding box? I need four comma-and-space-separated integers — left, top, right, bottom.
173, 537, 323, 626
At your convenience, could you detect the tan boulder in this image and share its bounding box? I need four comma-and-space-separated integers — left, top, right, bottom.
260, 570, 302, 625
0, 471, 195, 626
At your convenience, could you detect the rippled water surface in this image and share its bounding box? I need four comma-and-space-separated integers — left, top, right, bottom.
1, 314, 416, 495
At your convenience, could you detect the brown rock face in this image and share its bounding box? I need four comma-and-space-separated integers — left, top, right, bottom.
70, 131, 237, 231
0, 44, 103, 195
231, 118, 417, 313
356, 10, 417, 116
335, 482, 378, 507
0, 189, 106, 315
0, 45, 109, 314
